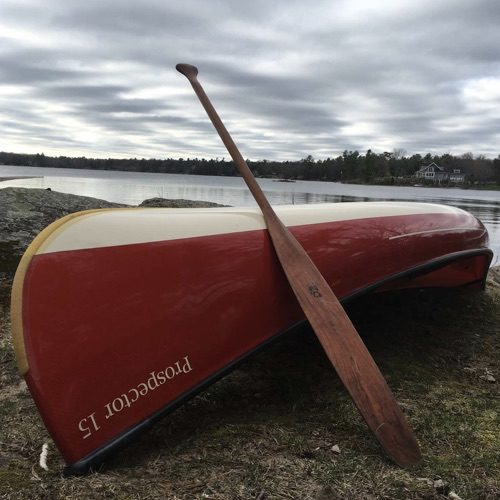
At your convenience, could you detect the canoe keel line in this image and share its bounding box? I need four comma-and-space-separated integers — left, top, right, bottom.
11, 203, 492, 474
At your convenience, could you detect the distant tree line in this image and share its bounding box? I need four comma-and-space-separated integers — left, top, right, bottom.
1, 150, 499, 186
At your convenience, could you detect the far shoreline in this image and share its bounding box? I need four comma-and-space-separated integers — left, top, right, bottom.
0, 176, 42, 182
1, 166, 499, 192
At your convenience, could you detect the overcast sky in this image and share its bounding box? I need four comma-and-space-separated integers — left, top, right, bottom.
1, 0, 499, 161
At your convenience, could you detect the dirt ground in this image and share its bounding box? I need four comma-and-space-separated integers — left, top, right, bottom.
0, 269, 498, 499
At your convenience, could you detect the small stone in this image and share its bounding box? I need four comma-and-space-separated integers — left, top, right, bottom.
330, 444, 341, 454
480, 369, 496, 383
448, 492, 463, 500
39, 443, 49, 471
433, 479, 449, 494
416, 477, 432, 485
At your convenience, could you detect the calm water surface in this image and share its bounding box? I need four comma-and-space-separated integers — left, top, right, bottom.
1, 165, 499, 265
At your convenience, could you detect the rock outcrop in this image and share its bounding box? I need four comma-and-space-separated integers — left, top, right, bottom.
139, 197, 226, 208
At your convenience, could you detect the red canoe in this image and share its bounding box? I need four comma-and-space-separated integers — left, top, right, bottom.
11, 202, 492, 474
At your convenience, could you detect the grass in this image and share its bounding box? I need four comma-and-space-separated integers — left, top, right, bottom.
0, 270, 499, 499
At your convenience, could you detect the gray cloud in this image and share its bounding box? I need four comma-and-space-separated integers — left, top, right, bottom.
0, 0, 499, 159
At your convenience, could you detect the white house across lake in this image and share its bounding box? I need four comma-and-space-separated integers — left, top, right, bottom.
415, 163, 466, 183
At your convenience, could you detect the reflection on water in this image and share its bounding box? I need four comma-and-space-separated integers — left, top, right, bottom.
1, 165, 499, 265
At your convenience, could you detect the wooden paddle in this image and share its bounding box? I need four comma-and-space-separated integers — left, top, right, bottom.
176, 63, 422, 467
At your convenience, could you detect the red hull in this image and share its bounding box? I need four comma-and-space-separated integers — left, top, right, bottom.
12, 205, 491, 472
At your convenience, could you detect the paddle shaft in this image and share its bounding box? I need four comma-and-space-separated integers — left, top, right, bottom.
176, 63, 421, 467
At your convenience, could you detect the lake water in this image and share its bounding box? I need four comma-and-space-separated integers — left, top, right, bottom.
1, 165, 499, 265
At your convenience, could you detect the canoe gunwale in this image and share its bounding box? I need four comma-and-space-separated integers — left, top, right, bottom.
63, 246, 493, 476
343, 247, 493, 301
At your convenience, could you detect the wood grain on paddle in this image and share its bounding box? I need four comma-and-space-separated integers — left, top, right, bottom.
176, 63, 422, 467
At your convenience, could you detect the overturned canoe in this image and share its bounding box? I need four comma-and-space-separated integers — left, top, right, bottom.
11, 202, 492, 474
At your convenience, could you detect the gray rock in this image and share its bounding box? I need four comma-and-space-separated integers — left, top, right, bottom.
139, 197, 226, 208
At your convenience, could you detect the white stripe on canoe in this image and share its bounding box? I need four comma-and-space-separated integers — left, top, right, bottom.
388, 227, 476, 240
37, 202, 468, 254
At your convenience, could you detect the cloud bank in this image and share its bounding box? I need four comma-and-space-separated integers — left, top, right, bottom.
1, 0, 499, 160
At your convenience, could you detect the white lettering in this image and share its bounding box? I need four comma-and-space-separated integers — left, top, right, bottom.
128, 388, 139, 403
165, 366, 175, 379
112, 397, 124, 413
182, 356, 192, 373
121, 392, 131, 408
174, 361, 182, 375
147, 371, 159, 390
104, 403, 114, 419
78, 417, 92, 439
77, 354, 194, 438
89, 413, 100, 432
79, 412, 99, 438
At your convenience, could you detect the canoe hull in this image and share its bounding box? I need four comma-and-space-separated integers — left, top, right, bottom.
11, 202, 492, 473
